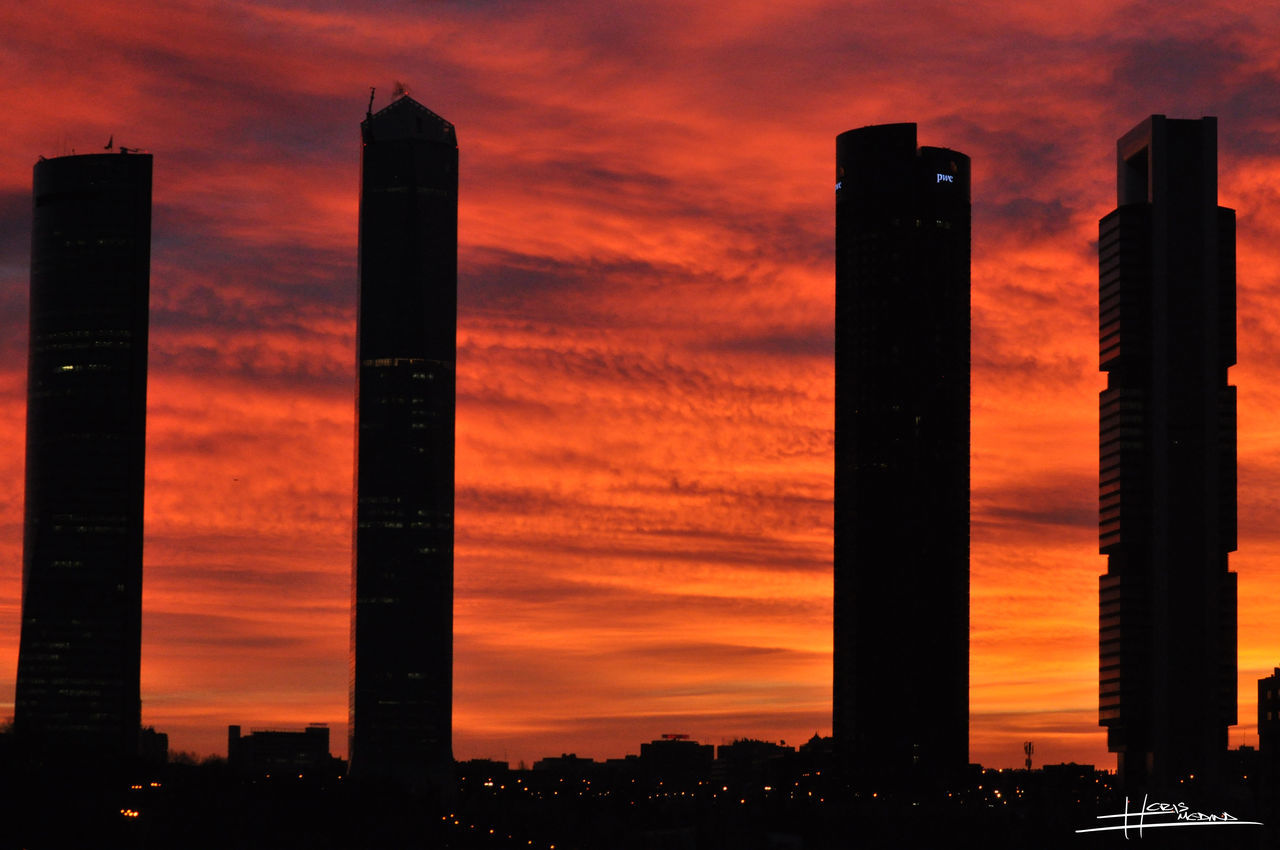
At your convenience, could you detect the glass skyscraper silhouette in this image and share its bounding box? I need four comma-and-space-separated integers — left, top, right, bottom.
14, 151, 151, 762
349, 94, 457, 786
833, 124, 970, 781
1098, 115, 1237, 788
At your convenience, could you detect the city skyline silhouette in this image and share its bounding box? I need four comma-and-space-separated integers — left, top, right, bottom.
3, 4, 1280, 783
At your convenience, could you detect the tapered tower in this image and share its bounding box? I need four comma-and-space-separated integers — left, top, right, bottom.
14, 150, 151, 763
350, 94, 457, 787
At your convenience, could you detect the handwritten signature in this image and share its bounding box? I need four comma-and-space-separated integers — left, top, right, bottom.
1075, 794, 1264, 837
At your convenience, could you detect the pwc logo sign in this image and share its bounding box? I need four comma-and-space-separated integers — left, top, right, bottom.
936, 173, 955, 183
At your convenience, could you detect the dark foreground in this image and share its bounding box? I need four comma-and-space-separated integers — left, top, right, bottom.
1, 757, 1277, 849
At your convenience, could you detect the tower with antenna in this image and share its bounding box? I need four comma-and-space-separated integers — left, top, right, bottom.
349, 89, 458, 792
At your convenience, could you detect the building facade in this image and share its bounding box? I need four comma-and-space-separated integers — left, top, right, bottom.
1259, 668, 1280, 780
833, 123, 970, 781
1098, 115, 1237, 788
228, 724, 335, 777
14, 151, 152, 762
349, 94, 457, 785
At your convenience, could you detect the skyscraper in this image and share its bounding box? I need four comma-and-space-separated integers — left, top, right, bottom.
14, 150, 152, 762
833, 124, 970, 780
1098, 115, 1237, 788
350, 94, 457, 786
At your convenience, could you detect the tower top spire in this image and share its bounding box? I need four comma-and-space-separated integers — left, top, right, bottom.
362, 94, 455, 146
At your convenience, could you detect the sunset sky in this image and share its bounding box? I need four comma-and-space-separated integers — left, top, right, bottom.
3, 0, 1280, 770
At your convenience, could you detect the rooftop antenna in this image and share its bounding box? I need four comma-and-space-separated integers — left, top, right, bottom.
1023, 740, 1033, 771
104, 134, 113, 151
366, 86, 375, 120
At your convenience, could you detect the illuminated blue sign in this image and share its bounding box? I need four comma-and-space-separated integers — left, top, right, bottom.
936, 173, 955, 183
